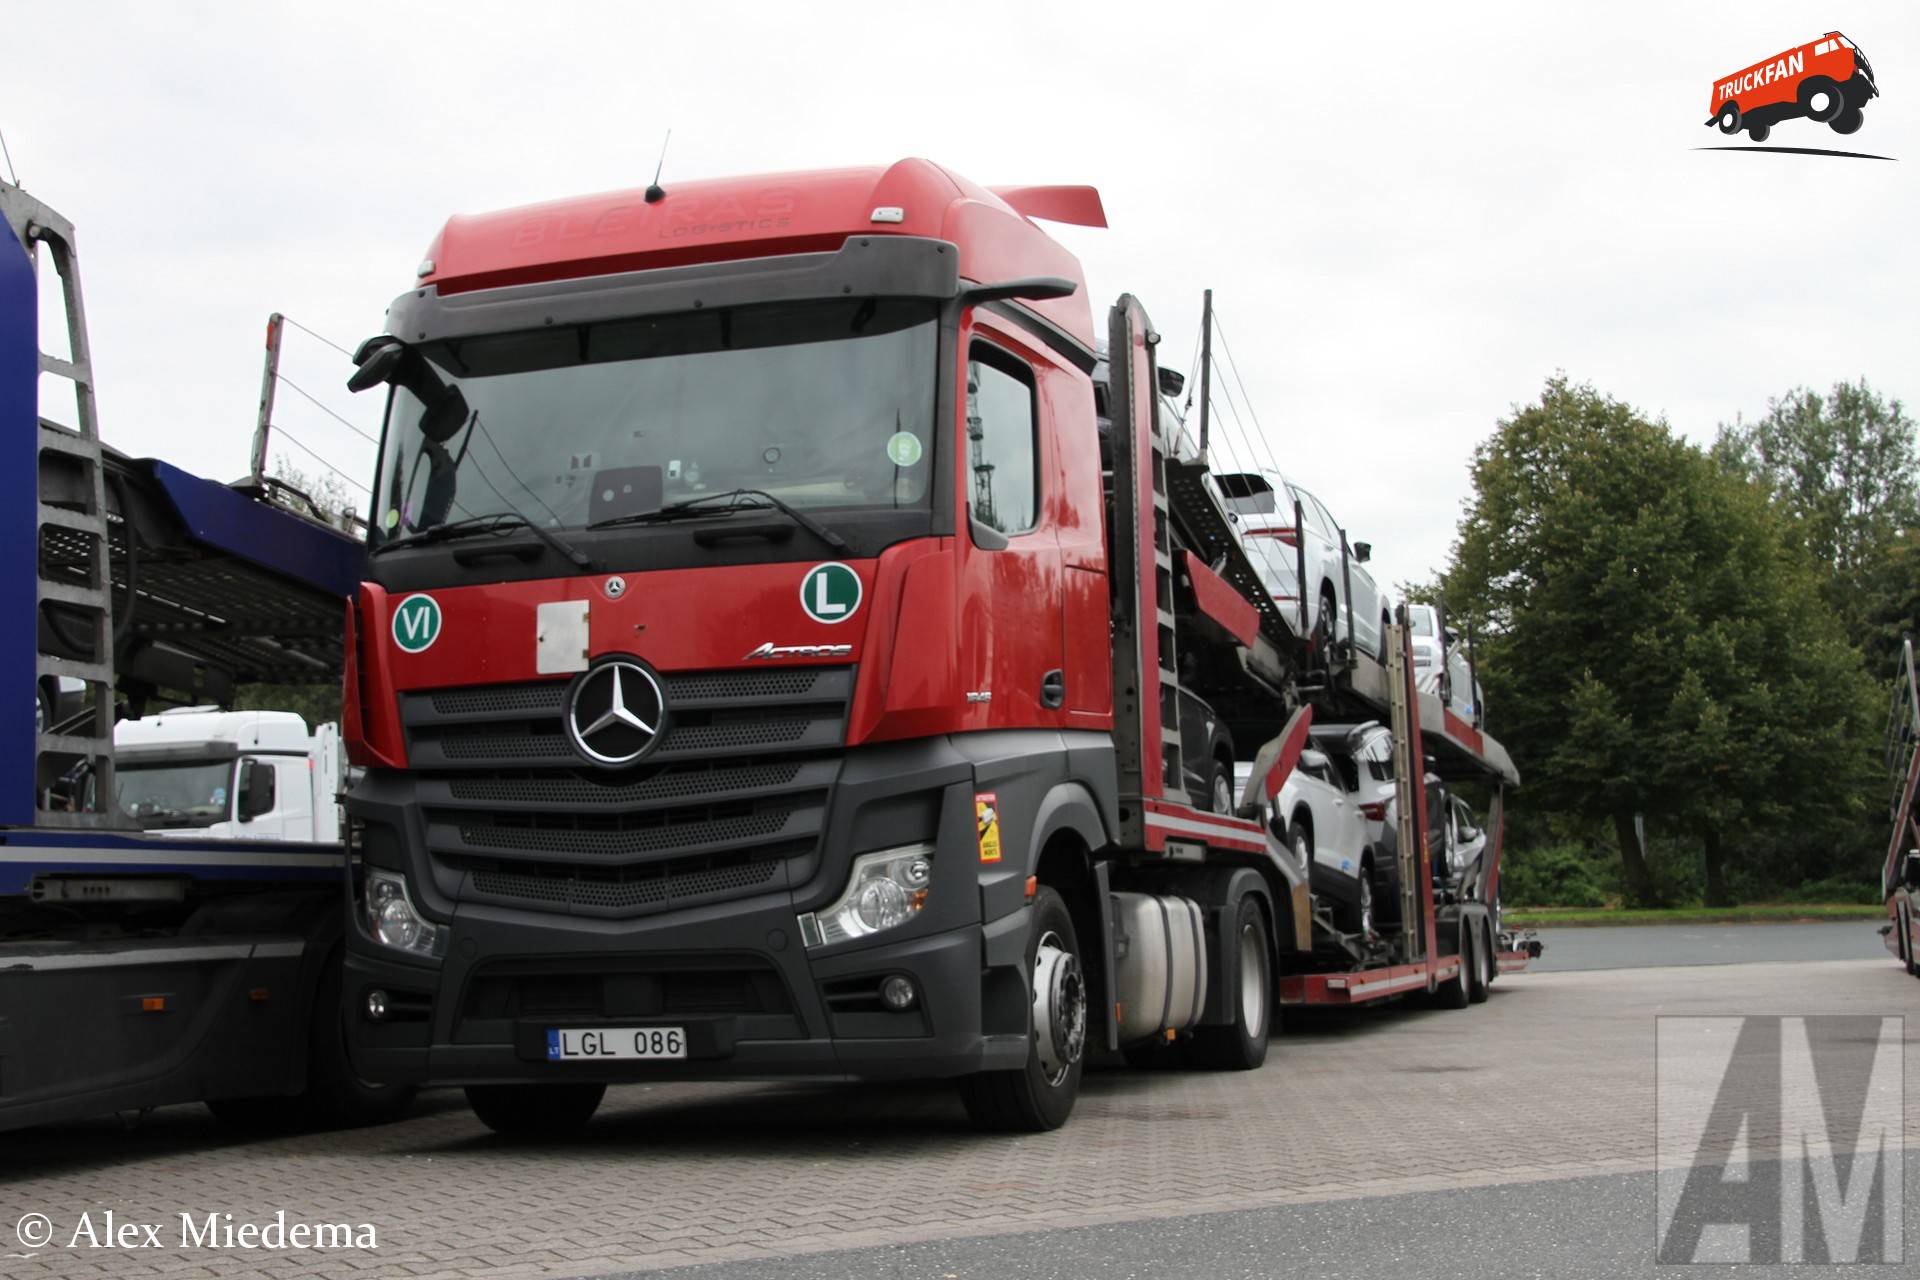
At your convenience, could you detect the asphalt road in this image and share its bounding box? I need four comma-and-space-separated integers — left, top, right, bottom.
1528, 920, 1889, 972
628, 1152, 1920, 1280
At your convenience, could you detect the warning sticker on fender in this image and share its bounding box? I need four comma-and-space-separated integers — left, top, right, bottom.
976, 793, 1001, 863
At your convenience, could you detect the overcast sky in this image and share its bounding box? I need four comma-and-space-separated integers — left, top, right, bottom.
6, 1, 1914, 595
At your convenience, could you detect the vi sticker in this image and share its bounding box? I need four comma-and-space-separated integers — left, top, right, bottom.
391, 593, 443, 654
799, 562, 862, 624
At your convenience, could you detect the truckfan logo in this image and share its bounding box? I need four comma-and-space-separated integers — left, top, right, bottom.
564, 657, 667, 767
1703, 31, 1882, 152
1656, 1015, 1903, 1263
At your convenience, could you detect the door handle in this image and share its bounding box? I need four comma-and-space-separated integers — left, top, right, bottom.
1040, 669, 1065, 710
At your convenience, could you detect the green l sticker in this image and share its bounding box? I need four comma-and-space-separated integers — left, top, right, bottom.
391, 593, 442, 653
800, 562, 862, 625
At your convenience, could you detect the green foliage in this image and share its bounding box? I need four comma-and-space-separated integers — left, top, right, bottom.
1441, 376, 1881, 906
1714, 380, 1917, 641
1501, 841, 1610, 908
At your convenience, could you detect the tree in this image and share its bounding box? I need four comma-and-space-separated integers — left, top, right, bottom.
1442, 377, 1876, 905
1713, 379, 1918, 641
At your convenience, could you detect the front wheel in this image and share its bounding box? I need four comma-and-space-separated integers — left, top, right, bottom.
1830, 106, 1864, 135
959, 887, 1086, 1131
1799, 76, 1844, 122
466, 1082, 606, 1137
1315, 587, 1337, 662
1434, 934, 1472, 1009
1210, 758, 1235, 815
1747, 121, 1771, 143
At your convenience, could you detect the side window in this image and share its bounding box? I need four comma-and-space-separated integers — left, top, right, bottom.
965, 346, 1040, 537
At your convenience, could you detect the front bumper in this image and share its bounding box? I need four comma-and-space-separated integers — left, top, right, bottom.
345, 896, 1031, 1086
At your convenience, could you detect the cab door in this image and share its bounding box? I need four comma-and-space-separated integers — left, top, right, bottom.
954, 320, 1066, 729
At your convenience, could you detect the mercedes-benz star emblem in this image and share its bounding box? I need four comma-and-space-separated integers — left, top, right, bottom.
565, 658, 667, 767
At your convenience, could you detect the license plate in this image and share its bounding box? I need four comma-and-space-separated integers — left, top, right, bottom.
546, 1026, 687, 1061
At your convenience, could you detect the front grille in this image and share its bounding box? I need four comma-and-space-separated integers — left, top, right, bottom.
402, 666, 851, 918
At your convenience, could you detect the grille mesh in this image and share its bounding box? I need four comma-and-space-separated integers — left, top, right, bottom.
447, 761, 802, 806
469, 853, 785, 911
458, 810, 793, 857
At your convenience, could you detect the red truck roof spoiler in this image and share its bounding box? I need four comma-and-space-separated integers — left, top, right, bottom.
989, 185, 1108, 228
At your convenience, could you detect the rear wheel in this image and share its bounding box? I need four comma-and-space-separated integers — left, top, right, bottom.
1831, 106, 1864, 135
959, 887, 1086, 1131
1315, 587, 1337, 662
1434, 934, 1471, 1009
1903, 903, 1920, 978
466, 1082, 606, 1137
1290, 821, 1315, 894
1210, 757, 1234, 815
1467, 922, 1491, 1003
1190, 896, 1272, 1070
1716, 102, 1741, 134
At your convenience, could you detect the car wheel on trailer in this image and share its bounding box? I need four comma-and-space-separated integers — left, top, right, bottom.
1353, 857, 1375, 937
959, 886, 1086, 1131
1190, 895, 1273, 1070
1289, 821, 1314, 893
466, 1082, 607, 1137
1211, 758, 1235, 815
1716, 102, 1741, 134
1315, 587, 1337, 662
35, 679, 52, 735
1830, 106, 1864, 135
1467, 921, 1491, 1004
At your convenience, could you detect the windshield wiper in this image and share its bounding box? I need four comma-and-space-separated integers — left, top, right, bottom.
371, 513, 594, 570
589, 489, 851, 554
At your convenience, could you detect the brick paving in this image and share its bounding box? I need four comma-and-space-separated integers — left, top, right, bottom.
1, 958, 1915, 1278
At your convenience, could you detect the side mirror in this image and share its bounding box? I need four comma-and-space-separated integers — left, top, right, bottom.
1904, 850, 1920, 891
238, 759, 276, 822
347, 336, 408, 393
1157, 368, 1186, 398
1352, 541, 1372, 563
959, 276, 1077, 306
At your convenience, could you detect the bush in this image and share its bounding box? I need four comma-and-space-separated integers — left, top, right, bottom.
1501, 842, 1611, 908
1791, 875, 1882, 905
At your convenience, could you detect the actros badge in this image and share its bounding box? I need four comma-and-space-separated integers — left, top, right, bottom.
565, 657, 668, 766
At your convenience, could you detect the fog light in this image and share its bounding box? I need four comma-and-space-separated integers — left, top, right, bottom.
880, 974, 917, 1011
365, 988, 389, 1022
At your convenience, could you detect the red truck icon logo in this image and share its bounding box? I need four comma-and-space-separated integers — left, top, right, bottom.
1707, 32, 1878, 142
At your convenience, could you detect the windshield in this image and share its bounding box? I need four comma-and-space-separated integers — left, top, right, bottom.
115, 760, 234, 828
1410, 608, 1435, 637
370, 298, 939, 544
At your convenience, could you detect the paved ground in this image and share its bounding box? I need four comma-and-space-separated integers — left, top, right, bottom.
1530, 919, 1889, 971
1, 951, 1915, 1279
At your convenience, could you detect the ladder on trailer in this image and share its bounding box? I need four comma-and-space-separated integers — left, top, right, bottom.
1883, 637, 1920, 900
1385, 610, 1429, 965
3, 182, 116, 825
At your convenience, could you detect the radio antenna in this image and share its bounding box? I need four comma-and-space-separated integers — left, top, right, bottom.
644, 129, 672, 204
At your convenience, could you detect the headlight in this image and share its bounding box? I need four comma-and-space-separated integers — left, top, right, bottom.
796, 844, 934, 949
1413, 654, 1433, 667
361, 868, 446, 959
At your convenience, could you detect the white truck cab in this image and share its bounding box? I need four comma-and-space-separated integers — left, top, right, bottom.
112, 709, 343, 842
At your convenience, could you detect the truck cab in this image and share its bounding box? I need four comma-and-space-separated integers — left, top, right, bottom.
113, 708, 343, 842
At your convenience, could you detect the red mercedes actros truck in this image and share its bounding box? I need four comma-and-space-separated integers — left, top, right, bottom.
339, 159, 1523, 1134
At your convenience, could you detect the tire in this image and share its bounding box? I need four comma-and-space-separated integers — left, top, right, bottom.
35, 680, 52, 735
1747, 122, 1771, 143
466, 1082, 606, 1137
1434, 932, 1471, 1009
1289, 821, 1314, 893
959, 887, 1087, 1132
206, 952, 416, 1131
1716, 102, 1741, 135
1467, 921, 1491, 1004
1190, 895, 1272, 1070
1831, 106, 1864, 135
1903, 904, 1920, 979
1210, 757, 1234, 816
1315, 587, 1337, 659
1799, 76, 1844, 122
1353, 857, 1375, 937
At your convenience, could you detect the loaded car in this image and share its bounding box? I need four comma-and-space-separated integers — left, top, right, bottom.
1405, 604, 1484, 724
1215, 470, 1390, 664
